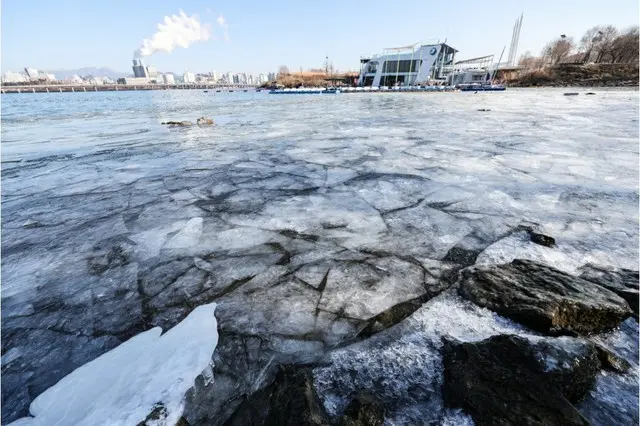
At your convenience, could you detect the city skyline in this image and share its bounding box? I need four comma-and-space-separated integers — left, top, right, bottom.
2, 0, 638, 74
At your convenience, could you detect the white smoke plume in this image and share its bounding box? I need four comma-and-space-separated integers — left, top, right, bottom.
134, 10, 212, 58
217, 14, 229, 41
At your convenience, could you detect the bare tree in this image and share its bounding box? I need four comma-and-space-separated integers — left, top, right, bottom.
542, 37, 575, 64
593, 25, 619, 63
277, 65, 290, 77
518, 51, 538, 69
609, 26, 640, 63
580, 26, 606, 63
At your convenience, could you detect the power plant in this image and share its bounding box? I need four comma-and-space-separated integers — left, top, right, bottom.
132, 59, 150, 78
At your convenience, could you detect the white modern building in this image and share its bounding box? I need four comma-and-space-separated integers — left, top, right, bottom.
163, 73, 176, 84
357, 42, 458, 86
445, 55, 495, 86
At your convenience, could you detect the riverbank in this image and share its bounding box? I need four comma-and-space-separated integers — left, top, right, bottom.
506, 63, 639, 87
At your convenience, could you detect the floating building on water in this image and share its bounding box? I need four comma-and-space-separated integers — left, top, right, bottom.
358, 43, 457, 87
357, 14, 523, 87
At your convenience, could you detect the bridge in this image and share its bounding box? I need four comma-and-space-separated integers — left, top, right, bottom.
1, 83, 260, 94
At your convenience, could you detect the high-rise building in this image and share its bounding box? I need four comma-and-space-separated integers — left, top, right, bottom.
212, 70, 219, 81
132, 59, 149, 78
267, 72, 276, 81
226, 72, 234, 84
183, 71, 196, 83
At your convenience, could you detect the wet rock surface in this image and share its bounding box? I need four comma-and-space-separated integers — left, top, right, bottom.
458, 259, 633, 335
2, 91, 639, 424
579, 263, 639, 315
528, 230, 556, 247
442, 335, 595, 425
223, 365, 330, 426
341, 392, 385, 426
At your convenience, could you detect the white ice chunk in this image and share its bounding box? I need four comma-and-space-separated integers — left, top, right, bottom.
10, 303, 219, 426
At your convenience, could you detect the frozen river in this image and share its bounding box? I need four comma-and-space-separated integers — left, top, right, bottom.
2, 89, 638, 424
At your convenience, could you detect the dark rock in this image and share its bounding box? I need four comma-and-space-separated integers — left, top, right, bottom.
182, 332, 278, 426
442, 246, 481, 267
224, 365, 330, 426
586, 92, 596, 95
578, 263, 639, 315
477, 108, 491, 112
341, 392, 385, 426
528, 231, 556, 247
458, 259, 632, 335
564, 92, 580, 96
162, 121, 193, 127
442, 335, 593, 426
137, 403, 167, 425
532, 337, 601, 402
594, 344, 631, 373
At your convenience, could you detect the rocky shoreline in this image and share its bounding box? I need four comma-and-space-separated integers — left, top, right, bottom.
170, 259, 637, 426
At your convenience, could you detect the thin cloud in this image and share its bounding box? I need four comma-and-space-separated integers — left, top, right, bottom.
217, 14, 230, 41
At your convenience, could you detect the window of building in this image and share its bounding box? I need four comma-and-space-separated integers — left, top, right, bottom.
382, 60, 421, 73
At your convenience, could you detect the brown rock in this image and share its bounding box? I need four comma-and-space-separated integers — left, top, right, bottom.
196, 117, 214, 126
457, 259, 632, 335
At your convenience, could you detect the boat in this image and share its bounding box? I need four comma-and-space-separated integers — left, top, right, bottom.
459, 83, 506, 92
269, 87, 341, 94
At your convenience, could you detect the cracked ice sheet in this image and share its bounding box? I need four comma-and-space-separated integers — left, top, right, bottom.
224, 191, 387, 242
9, 303, 219, 426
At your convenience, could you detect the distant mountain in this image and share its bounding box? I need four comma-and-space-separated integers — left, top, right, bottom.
46, 67, 131, 80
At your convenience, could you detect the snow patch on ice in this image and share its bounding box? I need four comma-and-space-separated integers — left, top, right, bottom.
10, 303, 219, 426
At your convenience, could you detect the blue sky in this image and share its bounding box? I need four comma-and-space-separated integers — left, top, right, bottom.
2, 0, 638, 75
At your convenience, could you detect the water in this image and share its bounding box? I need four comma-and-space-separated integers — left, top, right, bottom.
2, 88, 639, 424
